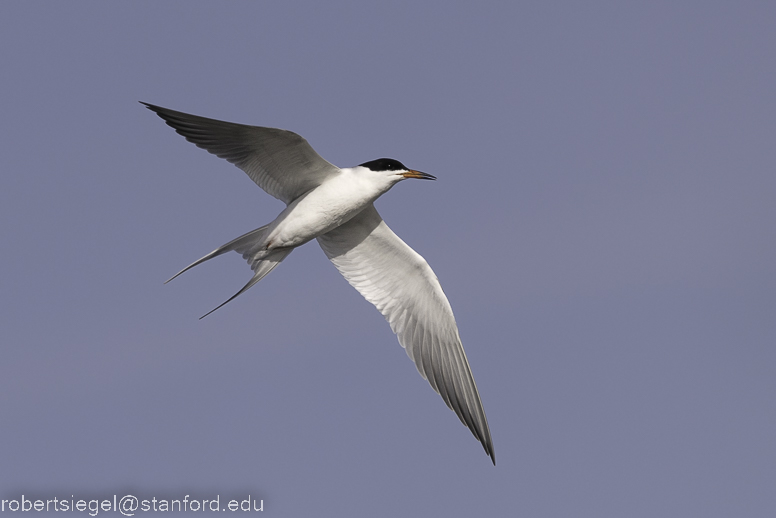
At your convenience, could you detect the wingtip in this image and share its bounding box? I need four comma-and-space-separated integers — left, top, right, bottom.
139, 101, 163, 114
484, 441, 496, 466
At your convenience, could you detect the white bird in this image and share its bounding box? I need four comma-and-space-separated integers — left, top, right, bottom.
143, 103, 494, 464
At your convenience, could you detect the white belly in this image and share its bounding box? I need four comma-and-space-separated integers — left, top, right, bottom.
265, 169, 392, 249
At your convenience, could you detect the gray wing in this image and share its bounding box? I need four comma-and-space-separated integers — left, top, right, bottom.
142, 103, 338, 204
317, 204, 495, 463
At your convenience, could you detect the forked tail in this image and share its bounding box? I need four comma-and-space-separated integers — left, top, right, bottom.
165, 224, 293, 318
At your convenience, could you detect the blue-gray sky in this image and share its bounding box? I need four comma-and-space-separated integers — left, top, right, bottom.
2, 1, 775, 516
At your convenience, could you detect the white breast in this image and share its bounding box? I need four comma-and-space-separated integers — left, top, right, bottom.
266, 167, 396, 249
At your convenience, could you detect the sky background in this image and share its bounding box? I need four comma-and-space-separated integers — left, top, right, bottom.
1, 1, 775, 516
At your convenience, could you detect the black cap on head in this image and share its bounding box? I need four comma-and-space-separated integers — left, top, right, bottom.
359, 158, 407, 171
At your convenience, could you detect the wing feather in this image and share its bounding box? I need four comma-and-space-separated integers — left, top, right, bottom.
317, 204, 495, 463
142, 103, 338, 204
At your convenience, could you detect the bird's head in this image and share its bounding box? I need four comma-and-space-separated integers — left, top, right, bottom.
358, 158, 436, 182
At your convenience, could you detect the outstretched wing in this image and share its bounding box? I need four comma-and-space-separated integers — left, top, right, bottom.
317, 204, 495, 463
142, 102, 339, 204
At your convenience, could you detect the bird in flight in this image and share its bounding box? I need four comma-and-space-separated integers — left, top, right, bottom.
143, 103, 494, 464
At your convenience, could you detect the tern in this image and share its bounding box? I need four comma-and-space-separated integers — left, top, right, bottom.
143, 102, 494, 464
